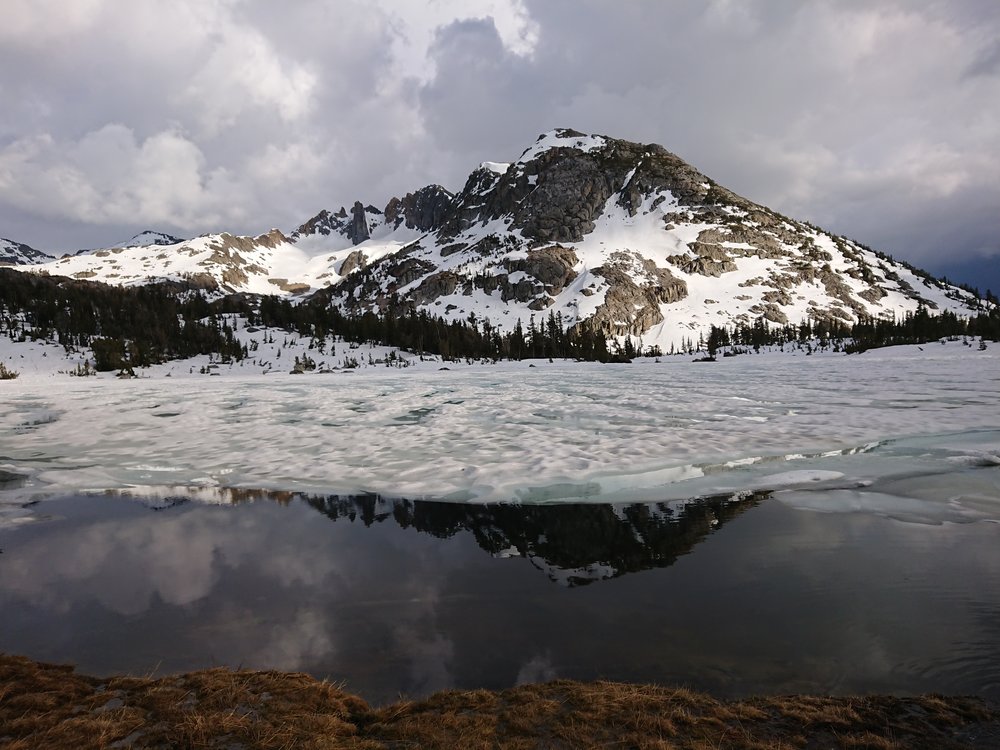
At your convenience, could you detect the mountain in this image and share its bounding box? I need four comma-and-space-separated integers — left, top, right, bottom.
9, 129, 984, 351
117, 230, 185, 248
0, 237, 52, 265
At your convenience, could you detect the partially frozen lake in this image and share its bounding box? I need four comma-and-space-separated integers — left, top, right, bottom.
1, 343, 999, 701
2, 343, 999, 507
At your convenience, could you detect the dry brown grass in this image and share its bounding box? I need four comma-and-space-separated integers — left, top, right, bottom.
1, 653, 996, 749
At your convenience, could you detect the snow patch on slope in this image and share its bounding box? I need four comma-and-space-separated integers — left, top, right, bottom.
517, 129, 608, 163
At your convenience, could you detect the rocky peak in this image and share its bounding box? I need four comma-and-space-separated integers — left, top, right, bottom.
435, 130, 719, 244
384, 185, 457, 232
118, 230, 184, 248
294, 209, 341, 237
294, 202, 383, 245
348, 201, 373, 244
18, 128, 980, 354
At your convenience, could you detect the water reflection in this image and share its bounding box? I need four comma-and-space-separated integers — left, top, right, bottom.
304, 492, 768, 585
1, 488, 999, 704
73, 487, 766, 586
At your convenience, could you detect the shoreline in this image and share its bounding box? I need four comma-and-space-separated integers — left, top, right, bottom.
2, 653, 998, 749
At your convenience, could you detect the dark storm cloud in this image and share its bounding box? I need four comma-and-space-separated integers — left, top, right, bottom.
0, 0, 996, 285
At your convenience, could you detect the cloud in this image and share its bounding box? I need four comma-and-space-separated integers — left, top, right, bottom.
0, 0, 996, 283
0, 125, 245, 229
0, 0, 104, 43
381, 0, 539, 80
179, 21, 318, 136
0, 507, 343, 615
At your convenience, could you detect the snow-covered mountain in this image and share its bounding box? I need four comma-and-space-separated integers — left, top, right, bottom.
0, 237, 52, 265
10, 129, 984, 351
117, 230, 185, 248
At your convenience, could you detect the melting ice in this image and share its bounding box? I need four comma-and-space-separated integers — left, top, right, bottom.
1, 344, 998, 524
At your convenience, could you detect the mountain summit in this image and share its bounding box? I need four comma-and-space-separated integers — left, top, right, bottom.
117, 230, 185, 248
13, 128, 981, 351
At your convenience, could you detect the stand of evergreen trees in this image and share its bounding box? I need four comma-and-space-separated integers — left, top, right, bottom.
701, 304, 999, 357
240, 295, 621, 362
2, 268, 997, 372
0, 270, 620, 370
0, 270, 245, 371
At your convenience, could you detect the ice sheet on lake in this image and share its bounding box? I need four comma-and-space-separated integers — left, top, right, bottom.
1, 346, 998, 520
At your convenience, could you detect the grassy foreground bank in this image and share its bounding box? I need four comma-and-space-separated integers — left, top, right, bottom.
1, 653, 998, 749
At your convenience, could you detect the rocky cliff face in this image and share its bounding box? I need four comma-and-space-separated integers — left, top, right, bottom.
294, 185, 457, 246
12, 129, 984, 351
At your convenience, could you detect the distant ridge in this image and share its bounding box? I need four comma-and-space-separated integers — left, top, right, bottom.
0, 237, 52, 265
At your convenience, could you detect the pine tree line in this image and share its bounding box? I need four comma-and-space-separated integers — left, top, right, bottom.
2, 269, 997, 371
701, 305, 999, 357
228, 295, 623, 362
0, 270, 245, 371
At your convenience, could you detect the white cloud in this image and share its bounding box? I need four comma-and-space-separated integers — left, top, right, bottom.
180, 20, 318, 135
0, 0, 996, 278
0, 0, 104, 42
0, 126, 246, 229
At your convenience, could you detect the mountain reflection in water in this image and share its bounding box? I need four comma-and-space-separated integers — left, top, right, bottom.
97, 486, 768, 586
302, 491, 768, 586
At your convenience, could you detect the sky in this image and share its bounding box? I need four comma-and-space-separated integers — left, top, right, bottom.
1, 0, 998, 291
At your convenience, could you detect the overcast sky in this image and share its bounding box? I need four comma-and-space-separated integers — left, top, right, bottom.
2, 0, 998, 289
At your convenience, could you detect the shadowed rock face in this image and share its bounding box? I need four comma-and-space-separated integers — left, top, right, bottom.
516, 154, 617, 243
294, 208, 343, 238
409, 271, 460, 305
384, 185, 457, 232
507, 246, 579, 294
294, 203, 383, 246
348, 201, 372, 244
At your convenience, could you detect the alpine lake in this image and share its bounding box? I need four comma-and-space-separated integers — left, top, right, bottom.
2, 352, 999, 705
2, 479, 999, 705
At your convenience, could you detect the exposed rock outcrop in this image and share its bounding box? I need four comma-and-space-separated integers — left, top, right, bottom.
584, 255, 689, 338
504, 246, 579, 295
409, 271, 461, 305
0, 238, 53, 266
384, 185, 456, 232
338, 250, 367, 277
